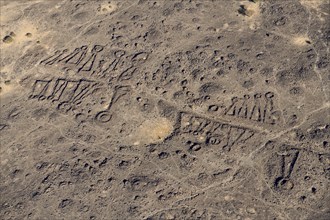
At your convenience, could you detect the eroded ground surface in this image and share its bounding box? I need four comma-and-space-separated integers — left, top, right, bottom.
0, 0, 329, 219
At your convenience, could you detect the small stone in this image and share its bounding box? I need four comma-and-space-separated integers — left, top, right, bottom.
246, 207, 256, 214
238, 5, 255, 17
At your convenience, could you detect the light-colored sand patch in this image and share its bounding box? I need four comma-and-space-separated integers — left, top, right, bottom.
0, 8, 22, 24
0, 79, 19, 97
97, 2, 117, 14
1, 20, 38, 44
238, 1, 262, 30
245, 2, 261, 19
1, 19, 51, 54
130, 117, 174, 145
0, 83, 15, 96
0, 65, 20, 97
300, 0, 327, 10
292, 35, 311, 46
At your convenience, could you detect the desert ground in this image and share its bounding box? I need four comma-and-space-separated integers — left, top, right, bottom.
0, 0, 329, 219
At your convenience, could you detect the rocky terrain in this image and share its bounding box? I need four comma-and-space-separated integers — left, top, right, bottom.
0, 0, 329, 219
